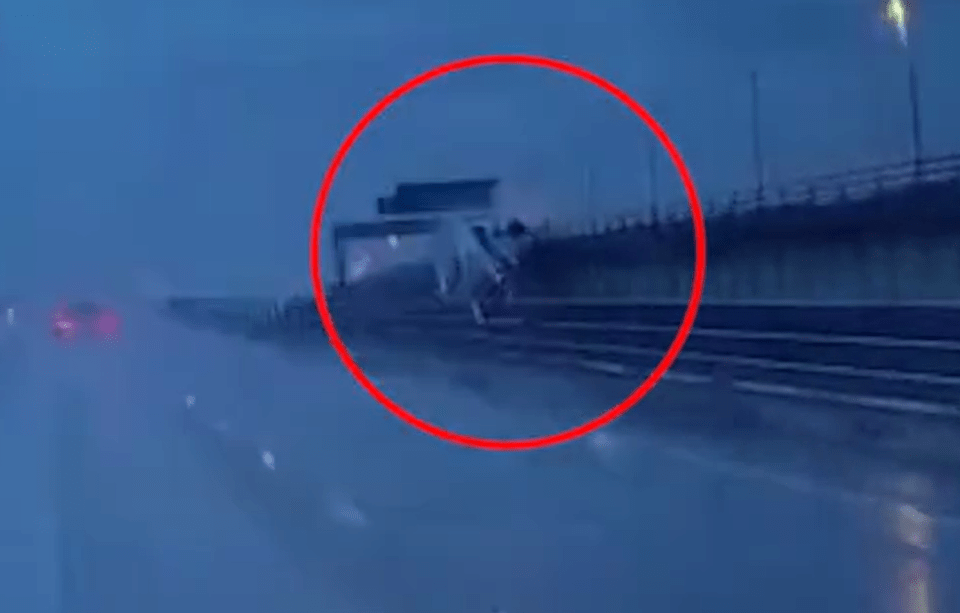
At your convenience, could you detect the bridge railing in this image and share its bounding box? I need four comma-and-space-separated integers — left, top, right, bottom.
530, 153, 960, 239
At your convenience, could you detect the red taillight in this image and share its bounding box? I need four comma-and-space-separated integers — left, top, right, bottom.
95, 310, 120, 336
53, 315, 77, 339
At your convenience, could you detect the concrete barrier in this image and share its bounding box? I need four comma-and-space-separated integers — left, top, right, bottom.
515, 159, 960, 302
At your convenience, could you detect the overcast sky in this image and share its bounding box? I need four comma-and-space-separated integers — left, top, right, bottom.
2, 0, 958, 294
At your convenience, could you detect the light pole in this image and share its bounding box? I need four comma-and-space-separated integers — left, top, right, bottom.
884, 0, 923, 176
581, 165, 593, 211
648, 141, 658, 212
645, 101, 662, 223
908, 58, 923, 176
750, 70, 765, 199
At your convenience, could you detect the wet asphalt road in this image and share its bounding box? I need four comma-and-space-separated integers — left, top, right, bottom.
1, 300, 958, 612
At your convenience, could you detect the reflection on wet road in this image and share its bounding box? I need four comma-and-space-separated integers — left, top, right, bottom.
1, 300, 959, 612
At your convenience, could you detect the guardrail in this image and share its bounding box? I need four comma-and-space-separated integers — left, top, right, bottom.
163, 295, 960, 418
530, 153, 960, 239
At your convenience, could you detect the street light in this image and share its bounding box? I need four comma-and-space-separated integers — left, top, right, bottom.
883, 0, 923, 176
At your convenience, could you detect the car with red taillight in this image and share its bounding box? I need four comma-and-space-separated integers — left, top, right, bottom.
51, 301, 121, 341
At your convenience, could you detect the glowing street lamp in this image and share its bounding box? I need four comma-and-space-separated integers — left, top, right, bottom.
883, 0, 923, 175
884, 0, 908, 46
